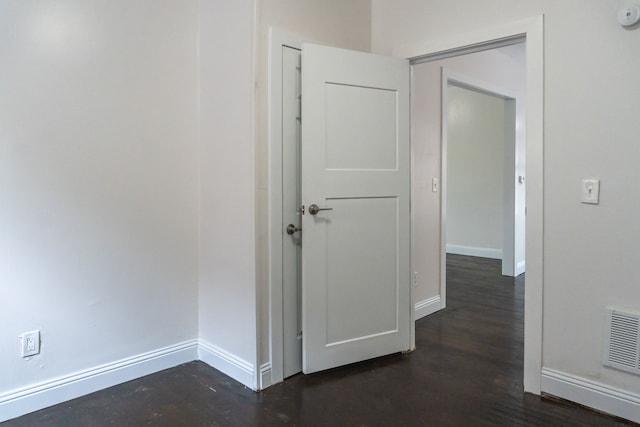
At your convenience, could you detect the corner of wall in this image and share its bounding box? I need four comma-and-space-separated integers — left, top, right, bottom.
198, 339, 256, 390
0, 341, 198, 423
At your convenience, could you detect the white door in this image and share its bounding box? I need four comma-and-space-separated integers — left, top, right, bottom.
301, 44, 412, 373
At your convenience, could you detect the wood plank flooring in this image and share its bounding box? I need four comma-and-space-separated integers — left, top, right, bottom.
4, 254, 636, 426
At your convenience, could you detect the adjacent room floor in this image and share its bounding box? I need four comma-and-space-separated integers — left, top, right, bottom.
4, 255, 635, 426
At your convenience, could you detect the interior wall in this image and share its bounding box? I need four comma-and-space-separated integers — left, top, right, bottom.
446, 86, 506, 258
198, 0, 258, 383
0, 0, 199, 394
256, 0, 372, 374
411, 46, 525, 310
374, 0, 640, 405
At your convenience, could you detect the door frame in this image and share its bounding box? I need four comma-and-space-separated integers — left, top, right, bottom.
267, 28, 310, 387
398, 15, 544, 394
268, 14, 544, 394
441, 69, 521, 281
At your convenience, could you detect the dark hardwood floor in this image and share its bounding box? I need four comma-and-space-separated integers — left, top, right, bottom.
4, 254, 636, 426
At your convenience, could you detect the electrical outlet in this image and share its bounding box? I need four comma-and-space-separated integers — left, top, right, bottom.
20, 330, 40, 357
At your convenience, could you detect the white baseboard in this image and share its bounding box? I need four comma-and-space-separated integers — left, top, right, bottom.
0, 340, 198, 423
198, 339, 255, 390
446, 244, 502, 260
541, 368, 640, 423
515, 260, 525, 275
415, 295, 443, 320
1, 340, 259, 422
259, 363, 272, 390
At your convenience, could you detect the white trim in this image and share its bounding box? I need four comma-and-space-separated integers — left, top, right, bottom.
541, 368, 640, 424
446, 244, 502, 260
249, 0, 259, 392
516, 260, 525, 275
439, 66, 449, 313
394, 17, 538, 60
259, 363, 272, 390
0, 340, 198, 423
198, 339, 255, 390
404, 15, 545, 394
0, 339, 263, 422
446, 69, 518, 100
268, 26, 285, 388
415, 295, 443, 320
268, 27, 313, 388
522, 15, 544, 395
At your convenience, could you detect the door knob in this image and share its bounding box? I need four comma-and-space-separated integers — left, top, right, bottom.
286, 224, 301, 235
308, 204, 333, 215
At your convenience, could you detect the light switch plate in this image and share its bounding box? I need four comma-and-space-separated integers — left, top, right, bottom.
581, 178, 600, 204
432, 178, 439, 192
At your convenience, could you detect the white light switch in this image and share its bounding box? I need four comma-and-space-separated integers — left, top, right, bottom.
432, 178, 439, 192
581, 178, 600, 204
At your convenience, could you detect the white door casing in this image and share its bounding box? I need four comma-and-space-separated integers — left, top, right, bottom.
395, 16, 543, 394
301, 44, 412, 373
281, 46, 303, 378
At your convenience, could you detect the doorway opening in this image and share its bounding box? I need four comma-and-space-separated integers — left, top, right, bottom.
444, 78, 521, 277
410, 41, 526, 322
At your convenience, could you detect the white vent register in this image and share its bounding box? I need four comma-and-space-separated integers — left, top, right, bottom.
603, 307, 640, 376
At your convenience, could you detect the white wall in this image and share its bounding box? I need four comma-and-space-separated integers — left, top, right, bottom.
198, 0, 258, 387
374, 0, 640, 419
0, 0, 199, 398
0, 0, 371, 411
5, 0, 638, 421
447, 85, 506, 257
411, 45, 525, 310
256, 0, 372, 377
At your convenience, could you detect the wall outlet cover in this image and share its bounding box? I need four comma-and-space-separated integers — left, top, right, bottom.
20, 330, 40, 357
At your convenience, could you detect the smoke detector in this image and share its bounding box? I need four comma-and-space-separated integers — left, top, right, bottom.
618, 5, 640, 27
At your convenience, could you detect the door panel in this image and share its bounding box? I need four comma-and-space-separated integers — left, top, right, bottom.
325, 84, 398, 170
301, 44, 411, 374
325, 197, 399, 345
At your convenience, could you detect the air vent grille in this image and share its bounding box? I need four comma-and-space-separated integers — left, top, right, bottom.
603, 308, 640, 376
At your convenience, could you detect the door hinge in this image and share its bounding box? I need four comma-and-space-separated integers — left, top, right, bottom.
298, 205, 305, 215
